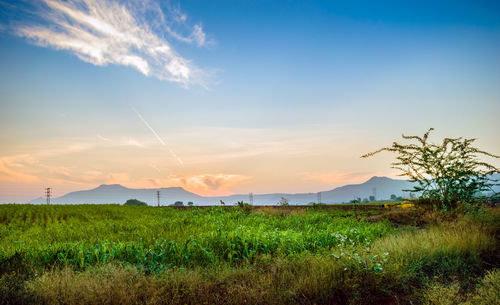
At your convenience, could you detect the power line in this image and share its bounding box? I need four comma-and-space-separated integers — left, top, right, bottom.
45, 188, 51, 205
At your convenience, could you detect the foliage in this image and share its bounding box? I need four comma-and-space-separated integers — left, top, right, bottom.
124, 199, 147, 206
362, 128, 499, 210
236, 201, 253, 214
187, 201, 194, 206
390, 194, 403, 201
458, 201, 485, 216
308, 202, 325, 211
278, 197, 289, 206
173, 201, 183, 206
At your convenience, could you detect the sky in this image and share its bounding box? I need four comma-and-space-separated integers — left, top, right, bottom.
0, 0, 499, 202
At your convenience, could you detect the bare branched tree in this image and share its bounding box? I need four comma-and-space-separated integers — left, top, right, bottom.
361, 128, 499, 209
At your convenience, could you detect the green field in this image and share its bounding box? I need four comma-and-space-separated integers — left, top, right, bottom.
0, 205, 394, 271
1, 204, 498, 305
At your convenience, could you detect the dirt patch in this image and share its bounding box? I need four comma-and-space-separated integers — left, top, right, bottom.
365, 208, 442, 227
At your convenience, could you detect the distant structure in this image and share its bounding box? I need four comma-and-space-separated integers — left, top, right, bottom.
317, 192, 322, 204
372, 188, 377, 201
156, 190, 160, 207
249, 192, 254, 205
45, 188, 51, 205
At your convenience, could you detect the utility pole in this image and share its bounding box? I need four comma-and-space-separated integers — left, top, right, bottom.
372, 188, 377, 201
156, 190, 160, 207
317, 192, 321, 204
249, 192, 253, 205
45, 188, 51, 205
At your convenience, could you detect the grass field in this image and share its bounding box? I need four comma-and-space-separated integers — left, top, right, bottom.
0, 204, 498, 305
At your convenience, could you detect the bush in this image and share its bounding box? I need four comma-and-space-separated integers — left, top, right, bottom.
124, 199, 147, 206
413, 198, 439, 209
236, 201, 253, 214
362, 128, 499, 210
279, 197, 289, 206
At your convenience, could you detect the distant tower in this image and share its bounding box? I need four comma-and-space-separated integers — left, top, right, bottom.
317, 192, 322, 204
45, 188, 51, 205
249, 192, 254, 205
156, 190, 160, 207
372, 188, 377, 201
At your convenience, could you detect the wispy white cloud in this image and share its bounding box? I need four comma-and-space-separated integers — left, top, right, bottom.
149, 173, 250, 195
164, 22, 207, 46
96, 134, 111, 142
0, 155, 40, 183
15, 0, 211, 86
126, 138, 145, 148
48, 170, 249, 196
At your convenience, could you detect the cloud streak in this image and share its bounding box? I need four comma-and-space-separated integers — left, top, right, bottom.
132, 107, 183, 165
48, 170, 248, 196
0, 155, 40, 183
15, 0, 210, 86
0, 150, 247, 197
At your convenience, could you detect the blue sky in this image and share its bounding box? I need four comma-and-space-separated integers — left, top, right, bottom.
0, 0, 499, 202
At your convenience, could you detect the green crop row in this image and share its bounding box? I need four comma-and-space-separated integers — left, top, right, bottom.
0, 205, 394, 273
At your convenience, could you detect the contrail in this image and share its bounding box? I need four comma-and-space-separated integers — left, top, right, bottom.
131, 107, 184, 165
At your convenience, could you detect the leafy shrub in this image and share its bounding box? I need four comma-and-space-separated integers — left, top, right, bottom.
457, 201, 485, 216
362, 128, 499, 210
236, 201, 253, 215
124, 199, 147, 206
279, 197, 289, 206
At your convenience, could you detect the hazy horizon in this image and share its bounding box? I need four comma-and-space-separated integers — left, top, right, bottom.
26, 175, 400, 201
1, 0, 499, 202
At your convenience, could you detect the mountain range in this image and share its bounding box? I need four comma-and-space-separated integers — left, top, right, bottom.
29, 176, 417, 205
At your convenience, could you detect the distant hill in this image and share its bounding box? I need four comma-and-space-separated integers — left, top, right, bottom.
29, 176, 417, 205
30, 184, 204, 205
322, 176, 414, 203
